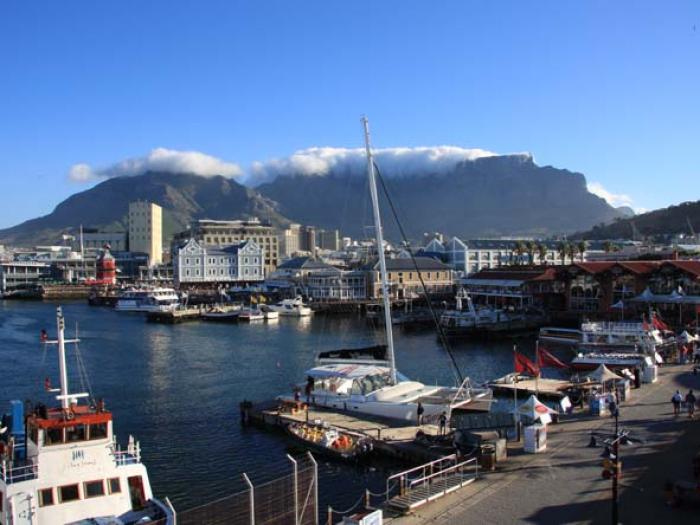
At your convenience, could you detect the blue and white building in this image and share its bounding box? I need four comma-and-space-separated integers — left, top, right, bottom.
174, 238, 264, 286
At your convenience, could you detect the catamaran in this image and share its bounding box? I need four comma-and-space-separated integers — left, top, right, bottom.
0, 307, 174, 525
279, 118, 492, 422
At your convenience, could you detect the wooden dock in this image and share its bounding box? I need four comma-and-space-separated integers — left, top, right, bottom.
249, 401, 449, 464
487, 376, 576, 400
147, 306, 204, 324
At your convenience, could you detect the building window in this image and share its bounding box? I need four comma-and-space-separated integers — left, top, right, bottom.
59, 484, 81, 503
108, 477, 121, 494
84, 480, 105, 498
39, 488, 54, 507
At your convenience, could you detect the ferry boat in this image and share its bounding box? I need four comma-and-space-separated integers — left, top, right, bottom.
439, 289, 530, 335
114, 287, 180, 313
278, 118, 492, 422
268, 297, 313, 317
0, 307, 174, 525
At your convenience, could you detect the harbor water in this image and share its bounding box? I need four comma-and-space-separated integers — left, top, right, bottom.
0, 300, 534, 514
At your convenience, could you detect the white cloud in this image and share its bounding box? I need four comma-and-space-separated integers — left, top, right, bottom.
68, 147, 243, 183
248, 146, 514, 185
587, 182, 636, 209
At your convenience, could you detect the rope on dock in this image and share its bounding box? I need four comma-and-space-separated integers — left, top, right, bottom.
328, 493, 366, 516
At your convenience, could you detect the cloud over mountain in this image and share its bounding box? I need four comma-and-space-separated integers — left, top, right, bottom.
68, 148, 243, 183
248, 146, 508, 185
586, 181, 636, 210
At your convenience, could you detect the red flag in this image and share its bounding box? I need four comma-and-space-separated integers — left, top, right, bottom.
40, 329, 48, 343
537, 347, 569, 369
44, 377, 51, 391
514, 351, 539, 376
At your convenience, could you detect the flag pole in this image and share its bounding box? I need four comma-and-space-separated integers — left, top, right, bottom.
535, 339, 540, 397
513, 344, 518, 438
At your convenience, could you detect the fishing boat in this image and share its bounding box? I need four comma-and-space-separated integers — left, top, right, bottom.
268, 297, 313, 317
286, 422, 373, 460
114, 286, 180, 313
279, 118, 492, 422
0, 307, 174, 525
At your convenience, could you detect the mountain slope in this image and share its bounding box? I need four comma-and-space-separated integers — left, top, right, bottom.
575, 200, 700, 240
0, 172, 288, 247
256, 155, 624, 239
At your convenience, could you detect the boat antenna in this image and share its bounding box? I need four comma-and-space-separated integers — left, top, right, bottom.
362, 116, 397, 385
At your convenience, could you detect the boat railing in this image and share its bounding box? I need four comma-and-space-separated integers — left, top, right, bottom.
451, 377, 473, 405
1, 459, 39, 484
581, 322, 645, 334
112, 438, 141, 466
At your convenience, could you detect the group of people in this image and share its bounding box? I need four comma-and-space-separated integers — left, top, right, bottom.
671, 389, 696, 418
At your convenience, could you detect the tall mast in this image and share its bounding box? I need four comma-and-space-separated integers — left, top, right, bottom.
361, 117, 397, 384
56, 307, 70, 410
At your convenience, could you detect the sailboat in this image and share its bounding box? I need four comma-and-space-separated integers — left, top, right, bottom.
0, 307, 174, 525
278, 118, 492, 422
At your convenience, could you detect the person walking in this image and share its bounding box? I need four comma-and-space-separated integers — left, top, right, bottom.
672, 390, 683, 416
685, 390, 696, 419
416, 402, 425, 426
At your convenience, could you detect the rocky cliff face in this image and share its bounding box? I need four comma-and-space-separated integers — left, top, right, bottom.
256, 154, 624, 239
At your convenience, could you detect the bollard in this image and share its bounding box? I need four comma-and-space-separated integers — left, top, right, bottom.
327, 506, 333, 525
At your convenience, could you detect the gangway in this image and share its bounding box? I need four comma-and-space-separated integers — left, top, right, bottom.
384, 454, 479, 513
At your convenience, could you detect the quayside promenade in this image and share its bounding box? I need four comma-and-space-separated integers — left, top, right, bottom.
388, 364, 700, 525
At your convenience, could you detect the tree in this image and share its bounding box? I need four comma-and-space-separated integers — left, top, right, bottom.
577, 240, 588, 262
537, 243, 548, 265
567, 243, 577, 264
558, 242, 569, 265
526, 241, 536, 265
603, 240, 613, 254
515, 241, 527, 265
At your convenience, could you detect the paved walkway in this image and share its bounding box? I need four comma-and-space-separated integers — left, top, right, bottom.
389, 364, 700, 524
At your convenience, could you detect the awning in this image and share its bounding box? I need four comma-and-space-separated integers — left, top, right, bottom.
462, 279, 525, 288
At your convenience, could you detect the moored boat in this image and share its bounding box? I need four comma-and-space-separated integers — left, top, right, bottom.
268, 297, 313, 317
238, 308, 264, 322
0, 307, 174, 525
286, 421, 372, 460
201, 304, 242, 322
115, 286, 180, 313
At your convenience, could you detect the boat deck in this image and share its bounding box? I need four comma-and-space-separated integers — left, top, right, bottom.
487, 376, 583, 400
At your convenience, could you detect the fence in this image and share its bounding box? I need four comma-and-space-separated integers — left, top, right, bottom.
178, 453, 318, 525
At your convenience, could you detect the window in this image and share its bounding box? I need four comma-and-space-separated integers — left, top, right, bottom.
59, 484, 80, 503
108, 477, 121, 494
39, 488, 54, 507
89, 423, 108, 440
65, 424, 86, 442
45, 427, 63, 445
84, 480, 105, 498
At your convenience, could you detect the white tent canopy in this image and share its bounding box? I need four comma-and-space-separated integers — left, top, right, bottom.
586, 364, 621, 384
516, 395, 557, 424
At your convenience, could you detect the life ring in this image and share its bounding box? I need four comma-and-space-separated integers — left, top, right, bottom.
65, 411, 75, 421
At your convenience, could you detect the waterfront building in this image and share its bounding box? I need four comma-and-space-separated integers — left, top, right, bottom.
306, 267, 367, 301
128, 201, 163, 266
174, 218, 278, 275
0, 260, 51, 294
80, 229, 128, 252
366, 257, 453, 299
173, 238, 264, 286
317, 229, 341, 251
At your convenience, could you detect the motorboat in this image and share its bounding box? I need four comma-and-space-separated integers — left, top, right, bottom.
285, 421, 372, 461
268, 297, 313, 317
439, 288, 529, 335
201, 304, 242, 322
238, 308, 264, 322
278, 118, 492, 423
261, 307, 279, 321
0, 307, 174, 525
114, 286, 180, 313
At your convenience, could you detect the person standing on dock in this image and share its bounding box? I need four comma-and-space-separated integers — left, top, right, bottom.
672, 390, 683, 416
685, 390, 696, 419
417, 402, 424, 426
439, 411, 447, 435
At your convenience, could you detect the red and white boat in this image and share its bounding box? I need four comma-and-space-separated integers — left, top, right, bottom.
0, 307, 175, 525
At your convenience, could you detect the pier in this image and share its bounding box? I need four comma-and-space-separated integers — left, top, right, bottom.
487, 374, 589, 400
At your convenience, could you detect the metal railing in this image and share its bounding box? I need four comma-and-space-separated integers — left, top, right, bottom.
1, 460, 39, 484
386, 454, 458, 500
113, 438, 141, 466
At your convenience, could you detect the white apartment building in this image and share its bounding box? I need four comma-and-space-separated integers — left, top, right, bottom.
174, 238, 264, 286
128, 201, 163, 266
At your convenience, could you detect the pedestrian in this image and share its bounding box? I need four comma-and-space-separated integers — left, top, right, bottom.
685, 390, 696, 419
672, 390, 683, 416
439, 411, 448, 436
607, 396, 618, 418
416, 402, 424, 426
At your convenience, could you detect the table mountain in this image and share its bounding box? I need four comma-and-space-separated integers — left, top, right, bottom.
0, 172, 288, 247
256, 154, 625, 240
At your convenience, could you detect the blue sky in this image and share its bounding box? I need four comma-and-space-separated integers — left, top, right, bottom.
1, 1, 699, 228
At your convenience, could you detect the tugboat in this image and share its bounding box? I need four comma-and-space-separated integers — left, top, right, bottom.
0, 307, 174, 524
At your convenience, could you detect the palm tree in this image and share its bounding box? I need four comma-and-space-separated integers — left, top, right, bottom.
514, 241, 526, 265
567, 243, 577, 264
558, 242, 569, 265
525, 241, 536, 265
537, 243, 548, 265
577, 240, 588, 262
603, 240, 613, 255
